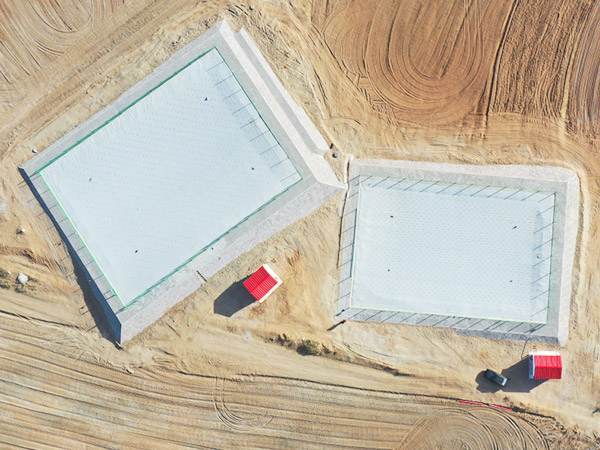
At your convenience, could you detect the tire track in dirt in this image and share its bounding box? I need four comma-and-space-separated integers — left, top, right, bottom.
569, 0, 600, 129
213, 376, 273, 431
0, 314, 554, 449
317, 0, 513, 125
397, 408, 549, 449
485, 0, 518, 118
490, 0, 594, 119
0, 1, 93, 84
0, 0, 131, 116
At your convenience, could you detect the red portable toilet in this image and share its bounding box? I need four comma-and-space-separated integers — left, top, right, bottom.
243, 264, 282, 303
529, 351, 562, 379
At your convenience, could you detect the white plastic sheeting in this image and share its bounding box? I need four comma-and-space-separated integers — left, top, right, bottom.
351, 177, 555, 323
40, 49, 300, 306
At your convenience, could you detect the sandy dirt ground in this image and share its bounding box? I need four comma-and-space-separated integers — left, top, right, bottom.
1, 0, 600, 448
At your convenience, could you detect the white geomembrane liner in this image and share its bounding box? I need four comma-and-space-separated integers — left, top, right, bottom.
351, 177, 555, 323
39, 48, 301, 307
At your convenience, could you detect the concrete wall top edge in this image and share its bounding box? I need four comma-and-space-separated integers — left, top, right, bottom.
215, 25, 341, 188
234, 28, 330, 155
351, 159, 580, 185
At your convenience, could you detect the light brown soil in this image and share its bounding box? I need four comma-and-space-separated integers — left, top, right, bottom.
1, 0, 599, 448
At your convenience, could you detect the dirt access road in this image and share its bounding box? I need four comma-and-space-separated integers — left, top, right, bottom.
0, 0, 599, 448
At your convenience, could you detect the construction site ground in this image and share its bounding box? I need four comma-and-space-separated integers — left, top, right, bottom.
0, 1, 599, 448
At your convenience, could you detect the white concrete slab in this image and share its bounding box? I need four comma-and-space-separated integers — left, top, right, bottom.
38, 48, 300, 307
22, 21, 344, 342
351, 178, 554, 323
338, 159, 579, 345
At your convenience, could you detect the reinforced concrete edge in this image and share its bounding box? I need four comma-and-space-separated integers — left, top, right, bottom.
21, 20, 343, 343
234, 28, 330, 155
339, 159, 580, 345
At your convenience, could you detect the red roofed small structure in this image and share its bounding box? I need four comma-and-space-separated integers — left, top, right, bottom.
243, 264, 282, 303
529, 352, 562, 379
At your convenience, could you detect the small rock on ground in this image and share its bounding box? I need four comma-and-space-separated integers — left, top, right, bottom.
17, 273, 28, 285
